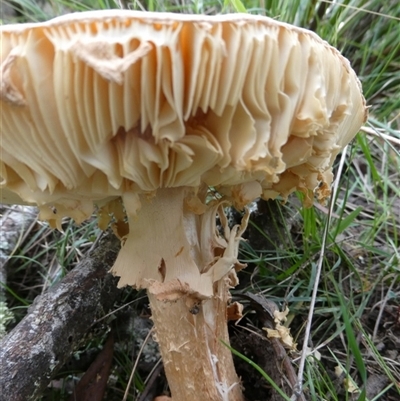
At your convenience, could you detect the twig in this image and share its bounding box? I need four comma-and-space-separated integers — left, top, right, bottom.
123, 326, 155, 401
361, 125, 400, 146
137, 359, 164, 401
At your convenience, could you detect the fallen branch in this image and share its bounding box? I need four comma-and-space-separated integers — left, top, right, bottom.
0, 233, 121, 401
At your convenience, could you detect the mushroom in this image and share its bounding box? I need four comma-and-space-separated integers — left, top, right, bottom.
0, 10, 367, 401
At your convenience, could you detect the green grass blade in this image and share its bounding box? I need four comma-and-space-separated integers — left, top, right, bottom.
335, 287, 367, 384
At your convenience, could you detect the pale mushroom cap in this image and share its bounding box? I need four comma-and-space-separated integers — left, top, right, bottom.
0, 10, 367, 220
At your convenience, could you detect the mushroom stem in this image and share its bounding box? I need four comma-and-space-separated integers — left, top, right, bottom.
110, 187, 245, 400
148, 281, 243, 401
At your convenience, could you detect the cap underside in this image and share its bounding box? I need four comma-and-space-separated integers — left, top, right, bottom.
1, 11, 367, 221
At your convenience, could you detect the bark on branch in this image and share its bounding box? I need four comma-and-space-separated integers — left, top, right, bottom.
0, 234, 121, 401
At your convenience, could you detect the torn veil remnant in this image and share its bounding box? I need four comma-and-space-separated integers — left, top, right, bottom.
0, 10, 367, 401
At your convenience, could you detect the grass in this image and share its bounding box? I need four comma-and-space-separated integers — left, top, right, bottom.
1, 0, 399, 400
